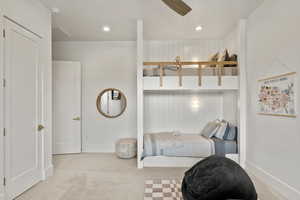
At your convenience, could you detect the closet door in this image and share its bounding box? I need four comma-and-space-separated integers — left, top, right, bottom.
4, 19, 42, 199
53, 61, 81, 154
0, 18, 5, 200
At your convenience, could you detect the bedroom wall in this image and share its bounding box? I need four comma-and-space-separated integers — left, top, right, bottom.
53, 39, 228, 152
223, 26, 239, 55
222, 91, 238, 125
245, 0, 300, 199
53, 41, 137, 152
144, 91, 224, 134
144, 91, 238, 134
144, 40, 223, 61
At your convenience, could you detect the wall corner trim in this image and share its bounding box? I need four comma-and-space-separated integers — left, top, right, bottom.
246, 161, 300, 200
43, 164, 54, 180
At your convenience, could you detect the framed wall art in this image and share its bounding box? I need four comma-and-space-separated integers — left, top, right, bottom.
258, 72, 296, 118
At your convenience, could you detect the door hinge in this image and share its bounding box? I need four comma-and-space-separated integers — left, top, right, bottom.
3, 177, 6, 186
3, 128, 6, 137
2, 78, 6, 88
2, 29, 5, 38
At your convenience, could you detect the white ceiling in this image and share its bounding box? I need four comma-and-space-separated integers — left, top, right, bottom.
40, 0, 264, 41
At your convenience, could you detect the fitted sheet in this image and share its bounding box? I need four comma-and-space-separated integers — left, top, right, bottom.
143, 132, 215, 158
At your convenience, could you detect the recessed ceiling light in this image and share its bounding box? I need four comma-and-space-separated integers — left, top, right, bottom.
195, 25, 203, 31
102, 26, 111, 32
51, 7, 60, 14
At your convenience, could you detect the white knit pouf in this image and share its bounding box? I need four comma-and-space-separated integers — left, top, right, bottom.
115, 138, 137, 159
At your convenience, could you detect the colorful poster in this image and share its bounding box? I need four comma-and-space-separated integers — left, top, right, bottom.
258, 72, 296, 117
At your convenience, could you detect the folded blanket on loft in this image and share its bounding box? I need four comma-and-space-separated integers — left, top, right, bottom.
143, 132, 215, 158
143, 132, 237, 158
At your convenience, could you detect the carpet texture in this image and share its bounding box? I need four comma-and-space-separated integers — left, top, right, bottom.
16, 154, 186, 200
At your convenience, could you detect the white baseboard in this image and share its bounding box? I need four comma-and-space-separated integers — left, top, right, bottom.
43, 164, 54, 180
83, 144, 115, 153
246, 161, 300, 200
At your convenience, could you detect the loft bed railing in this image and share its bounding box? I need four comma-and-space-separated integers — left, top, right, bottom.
143, 60, 238, 87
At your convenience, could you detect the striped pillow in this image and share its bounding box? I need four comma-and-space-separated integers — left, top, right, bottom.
214, 121, 230, 140
201, 121, 220, 138
225, 125, 237, 141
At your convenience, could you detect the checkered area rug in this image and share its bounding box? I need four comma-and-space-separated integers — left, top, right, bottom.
144, 179, 183, 200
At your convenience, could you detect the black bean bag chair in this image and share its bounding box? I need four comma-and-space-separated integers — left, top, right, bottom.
182, 156, 257, 200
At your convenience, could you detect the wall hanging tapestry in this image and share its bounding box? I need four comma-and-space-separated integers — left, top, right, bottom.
258, 72, 296, 117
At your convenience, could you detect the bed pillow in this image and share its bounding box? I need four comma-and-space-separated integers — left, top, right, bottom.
200, 121, 220, 138
214, 121, 230, 140
224, 125, 237, 141
208, 52, 219, 68
229, 54, 238, 67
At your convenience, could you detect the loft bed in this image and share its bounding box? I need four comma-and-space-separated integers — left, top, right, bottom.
136, 20, 247, 169
143, 60, 239, 90
140, 58, 240, 168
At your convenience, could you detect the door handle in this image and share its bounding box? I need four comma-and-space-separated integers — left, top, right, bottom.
73, 117, 81, 121
37, 124, 45, 132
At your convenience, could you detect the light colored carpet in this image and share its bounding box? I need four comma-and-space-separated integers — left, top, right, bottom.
15, 153, 280, 200
16, 153, 186, 200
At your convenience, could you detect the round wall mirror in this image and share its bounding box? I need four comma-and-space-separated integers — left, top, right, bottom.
96, 88, 127, 118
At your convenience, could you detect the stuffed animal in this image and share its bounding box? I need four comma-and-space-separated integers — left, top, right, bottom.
182, 156, 257, 200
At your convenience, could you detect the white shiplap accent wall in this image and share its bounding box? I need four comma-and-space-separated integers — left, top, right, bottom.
144, 91, 225, 134
222, 91, 238, 125
144, 40, 224, 61
223, 27, 239, 55
143, 40, 237, 134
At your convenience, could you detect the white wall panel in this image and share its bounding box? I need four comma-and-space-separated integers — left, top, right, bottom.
222, 91, 238, 125
223, 27, 239, 55
144, 91, 223, 133
143, 39, 237, 135
144, 40, 224, 61
246, 0, 300, 196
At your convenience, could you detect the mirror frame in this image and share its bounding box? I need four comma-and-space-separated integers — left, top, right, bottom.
96, 88, 127, 118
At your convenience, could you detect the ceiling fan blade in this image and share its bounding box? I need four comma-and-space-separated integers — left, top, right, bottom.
162, 0, 192, 16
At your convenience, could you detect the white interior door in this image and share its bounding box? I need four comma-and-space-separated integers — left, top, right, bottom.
4, 19, 42, 199
53, 61, 81, 154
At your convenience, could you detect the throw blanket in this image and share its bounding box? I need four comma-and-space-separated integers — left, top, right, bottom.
212, 137, 238, 157
143, 132, 215, 158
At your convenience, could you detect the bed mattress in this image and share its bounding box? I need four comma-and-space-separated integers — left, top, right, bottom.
143, 132, 237, 158
143, 132, 215, 158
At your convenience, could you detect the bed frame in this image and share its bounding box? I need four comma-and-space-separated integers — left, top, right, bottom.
143, 154, 239, 168
143, 60, 238, 88
136, 20, 247, 169
143, 156, 203, 168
